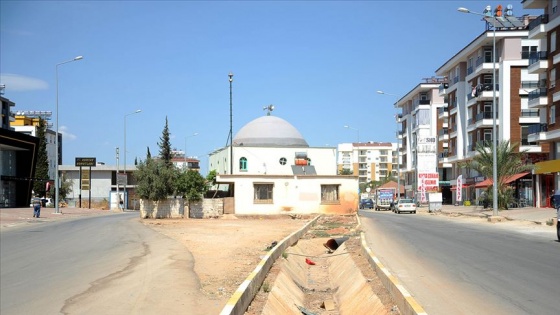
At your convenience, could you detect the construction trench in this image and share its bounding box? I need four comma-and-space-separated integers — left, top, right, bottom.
219, 215, 427, 315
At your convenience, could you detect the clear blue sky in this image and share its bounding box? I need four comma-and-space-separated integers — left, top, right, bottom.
1, 1, 541, 175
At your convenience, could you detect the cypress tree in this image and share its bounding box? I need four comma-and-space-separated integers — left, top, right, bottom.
33, 118, 50, 197
158, 116, 173, 168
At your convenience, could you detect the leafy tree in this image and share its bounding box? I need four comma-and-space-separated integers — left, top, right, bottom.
33, 118, 50, 197
339, 168, 353, 175
175, 169, 207, 203
158, 116, 173, 168
206, 169, 217, 186
135, 158, 176, 201
461, 141, 533, 209
59, 175, 73, 201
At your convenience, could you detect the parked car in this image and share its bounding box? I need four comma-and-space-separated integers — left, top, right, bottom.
359, 198, 374, 209
394, 198, 417, 214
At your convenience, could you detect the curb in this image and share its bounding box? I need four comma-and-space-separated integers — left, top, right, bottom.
219, 215, 321, 315
356, 214, 428, 315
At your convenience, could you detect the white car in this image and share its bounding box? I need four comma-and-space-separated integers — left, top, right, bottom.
394, 199, 417, 214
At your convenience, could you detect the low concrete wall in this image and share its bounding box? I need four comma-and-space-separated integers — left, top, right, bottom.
191, 199, 223, 218
140, 199, 184, 219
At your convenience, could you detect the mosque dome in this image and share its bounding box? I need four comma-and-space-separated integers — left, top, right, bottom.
233, 115, 309, 147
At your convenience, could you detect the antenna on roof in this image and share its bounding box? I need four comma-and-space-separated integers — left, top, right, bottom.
263, 104, 274, 116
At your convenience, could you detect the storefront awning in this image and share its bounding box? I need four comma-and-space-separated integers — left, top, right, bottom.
473, 172, 530, 188
535, 159, 560, 174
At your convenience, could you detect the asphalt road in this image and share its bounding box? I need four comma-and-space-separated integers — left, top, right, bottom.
359, 210, 560, 315
0, 212, 205, 315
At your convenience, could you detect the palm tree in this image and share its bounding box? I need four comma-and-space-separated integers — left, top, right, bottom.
462, 141, 533, 209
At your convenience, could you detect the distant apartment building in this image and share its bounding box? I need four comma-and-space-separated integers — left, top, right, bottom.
11, 111, 58, 180
523, 0, 560, 207
393, 78, 447, 202
435, 11, 546, 206
337, 142, 398, 186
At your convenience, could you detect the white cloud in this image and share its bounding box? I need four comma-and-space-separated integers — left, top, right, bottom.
0, 73, 48, 91
59, 126, 77, 141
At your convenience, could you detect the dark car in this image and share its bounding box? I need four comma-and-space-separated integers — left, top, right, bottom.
359, 198, 374, 209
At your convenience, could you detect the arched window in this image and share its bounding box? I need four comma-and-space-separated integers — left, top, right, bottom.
239, 157, 248, 171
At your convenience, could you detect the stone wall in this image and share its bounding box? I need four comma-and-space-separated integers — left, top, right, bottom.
189, 198, 223, 218
140, 199, 184, 219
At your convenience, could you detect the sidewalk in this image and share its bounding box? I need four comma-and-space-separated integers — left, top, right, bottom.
0, 206, 122, 230
434, 204, 558, 225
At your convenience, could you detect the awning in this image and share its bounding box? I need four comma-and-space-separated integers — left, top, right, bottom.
473, 172, 530, 188
535, 159, 560, 174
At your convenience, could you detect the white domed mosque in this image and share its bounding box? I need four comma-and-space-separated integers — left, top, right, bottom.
208, 109, 358, 215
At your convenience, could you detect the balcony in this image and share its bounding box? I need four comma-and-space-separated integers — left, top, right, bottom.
466, 56, 499, 82
520, 109, 540, 125
528, 88, 548, 108
438, 106, 449, 118
527, 123, 548, 143
527, 14, 548, 39
438, 83, 449, 96
528, 51, 548, 74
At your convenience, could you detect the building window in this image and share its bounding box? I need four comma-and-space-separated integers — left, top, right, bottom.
239, 157, 247, 171
254, 183, 273, 203
279, 157, 287, 165
550, 105, 556, 125
551, 68, 556, 89
552, 31, 557, 52
321, 185, 340, 204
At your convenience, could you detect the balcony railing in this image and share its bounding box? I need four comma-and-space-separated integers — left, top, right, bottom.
453, 76, 459, 84
528, 14, 548, 31
520, 109, 539, 117
475, 111, 494, 121
529, 51, 548, 65
439, 83, 449, 93
528, 88, 547, 100
467, 66, 474, 75
521, 81, 541, 89
528, 123, 547, 135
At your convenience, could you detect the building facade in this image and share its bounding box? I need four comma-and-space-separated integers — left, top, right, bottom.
435, 11, 545, 206
524, 0, 560, 207
337, 142, 398, 186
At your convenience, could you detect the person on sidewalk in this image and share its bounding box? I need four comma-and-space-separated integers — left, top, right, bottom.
32, 198, 41, 218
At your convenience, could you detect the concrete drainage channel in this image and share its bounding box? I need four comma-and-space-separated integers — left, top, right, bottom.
220, 215, 428, 315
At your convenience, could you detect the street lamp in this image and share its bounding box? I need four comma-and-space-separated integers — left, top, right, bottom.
343, 125, 359, 143
184, 132, 199, 170
458, 6, 499, 217
55, 55, 83, 214
228, 72, 234, 174
123, 109, 142, 209
376, 90, 401, 200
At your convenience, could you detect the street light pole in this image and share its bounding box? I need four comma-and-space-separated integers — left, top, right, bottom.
184, 132, 199, 170
55, 55, 83, 214
228, 72, 234, 174
377, 90, 401, 200
458, 7, 499, 217
123, 109, 141, 209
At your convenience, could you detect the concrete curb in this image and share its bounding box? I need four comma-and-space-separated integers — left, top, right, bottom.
219, 215, 321, 315
356, 214, 428, 315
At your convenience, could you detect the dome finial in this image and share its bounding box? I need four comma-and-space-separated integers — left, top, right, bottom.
263, 104, 275, 116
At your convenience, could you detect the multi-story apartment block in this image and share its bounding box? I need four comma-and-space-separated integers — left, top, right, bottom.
524, 0, 560, 207
393, 78, 447, 201
435, 10, 547, 206
11, 111, 59, 180
337, 142, 397, 187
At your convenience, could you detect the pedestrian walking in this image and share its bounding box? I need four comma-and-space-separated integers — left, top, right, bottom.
32, 198, 41, 218
550, 190, 560, 242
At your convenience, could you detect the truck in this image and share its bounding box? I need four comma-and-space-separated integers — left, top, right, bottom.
375, 188, 396, 211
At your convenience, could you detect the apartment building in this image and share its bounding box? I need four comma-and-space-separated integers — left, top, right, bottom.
523, 0, 560, 207
11, 111, 58, 180
435, 11, 547, 206
393, 79, 447, 202
337, 141, 397, 187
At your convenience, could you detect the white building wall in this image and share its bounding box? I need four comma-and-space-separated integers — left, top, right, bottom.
219, 175, 358, 215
